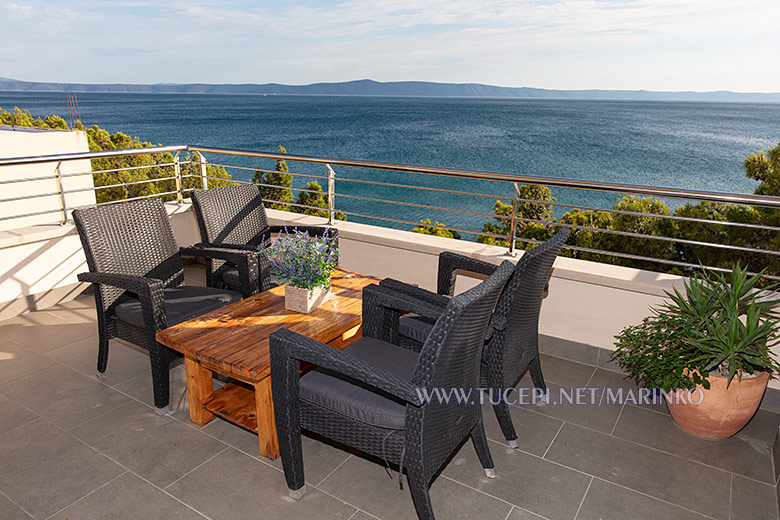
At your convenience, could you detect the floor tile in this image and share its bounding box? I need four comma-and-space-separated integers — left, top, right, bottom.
759, 387, 780, 414
731, 475, 780, 520
538, 334, 599, 366
0, 311, 94, 352
318, 455, 512, 520
575, 479, 710, 520
48, 471, 207, 520
45, 300, 98, 330
442, 440, 591, 520
166, 448, 356, 520
545, 423, 731, 519
0, 420, 124, 519
47, 335, 150, 387
612, 404, 774, 484
348, 512, 379, 520
536, 354, 596, 388
0, 493, 34, 520
776, 482, 780, 518
266, 432, 353, 486
0, 336, 57, 384
506, 507, 547, 519
0, 393, 37, 436
50, 296, 95, 310
113, 361, 191, 422
200, 417, 264, 456
523, 381, 623, 434
590, 367, 669, 416
774, 427, 780, 484
71, 400, 227, 488
481, 402, 563, 455
0, 364, 131, 431
738, 408, 780, 444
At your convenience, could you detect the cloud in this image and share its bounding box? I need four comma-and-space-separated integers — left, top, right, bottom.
1, 0, 779, 90
4, 3, 35, 15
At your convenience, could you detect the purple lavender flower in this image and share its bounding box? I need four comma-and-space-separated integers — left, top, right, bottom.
266, 228, 338, 290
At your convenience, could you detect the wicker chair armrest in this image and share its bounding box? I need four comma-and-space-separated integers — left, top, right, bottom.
77, 271, 164, 295
361, 284, 445, 345
180, 245, 261, 297
363, 284, 445, 322
77, 272, 167, 329
195, 242, 258, 252
378, 278, 450, 309
270, 328, 421, 405
437, 252, 498, 296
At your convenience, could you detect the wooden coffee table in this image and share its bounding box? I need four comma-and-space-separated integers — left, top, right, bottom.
156, 268, 379, 459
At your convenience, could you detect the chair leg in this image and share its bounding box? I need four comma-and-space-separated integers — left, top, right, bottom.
407, 459, 435, 520
270, 347, 306, 498
529, 357, 546, 392
492, 400, 519, 449
96, 334, 109, 376
148, 345, 171, 410
471, 420, 496, 478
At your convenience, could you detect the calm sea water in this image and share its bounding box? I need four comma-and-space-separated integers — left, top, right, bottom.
2, 91, 779, 235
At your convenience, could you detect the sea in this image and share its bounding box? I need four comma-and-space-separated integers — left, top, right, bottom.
2, 91, 779, 237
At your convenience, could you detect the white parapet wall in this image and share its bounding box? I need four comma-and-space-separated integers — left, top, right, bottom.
0, 127, 95, 231
1, 197, 778, 404
0, 200, 200, 319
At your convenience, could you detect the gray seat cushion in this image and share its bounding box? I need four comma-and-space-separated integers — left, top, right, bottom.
221, 267, 241, 290
398, 314, 437, 344
115, 285, 242, 329
222, 267, 280, 291
299, 337, 419, 429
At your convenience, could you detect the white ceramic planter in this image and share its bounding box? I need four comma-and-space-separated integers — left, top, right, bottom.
284, 284, 331, 313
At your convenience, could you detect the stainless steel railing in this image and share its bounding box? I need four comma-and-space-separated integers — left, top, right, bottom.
1, 144, 780, 279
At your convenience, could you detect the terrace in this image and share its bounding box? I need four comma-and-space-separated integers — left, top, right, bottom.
0, 129, 779, 519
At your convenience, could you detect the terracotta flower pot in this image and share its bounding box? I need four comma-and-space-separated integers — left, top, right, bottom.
665, 371, 769, 440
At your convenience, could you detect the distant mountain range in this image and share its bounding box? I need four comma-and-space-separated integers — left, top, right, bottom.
2, 78, 779, 102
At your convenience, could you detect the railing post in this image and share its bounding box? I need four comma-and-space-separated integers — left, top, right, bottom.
54, 161, 68, 225
198, 152, 208, 190
326, 164, 336, 226
507, 182, 520, 256
173, 152, 183, 204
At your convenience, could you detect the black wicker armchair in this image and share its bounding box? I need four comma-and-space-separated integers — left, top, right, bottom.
378, 229, 570, 447
73, 198, 258, 411
190, 184, 338, 296
270, 261, 514, 520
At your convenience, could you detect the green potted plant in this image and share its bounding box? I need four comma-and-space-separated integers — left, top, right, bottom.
612, 264, 780, 439
267, 228, 339, 313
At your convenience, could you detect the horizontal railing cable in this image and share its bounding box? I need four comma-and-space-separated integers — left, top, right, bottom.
336, 193, 510, 221
335, 176, 513, 201
188, 145, 780, 209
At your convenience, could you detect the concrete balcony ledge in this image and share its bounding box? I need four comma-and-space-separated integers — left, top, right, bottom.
0, 222, 77, 248
265, 208, 685, 298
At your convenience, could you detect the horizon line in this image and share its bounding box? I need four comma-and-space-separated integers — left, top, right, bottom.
3, 77, 780, 96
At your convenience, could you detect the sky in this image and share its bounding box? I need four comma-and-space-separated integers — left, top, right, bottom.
1, 0, 779, 92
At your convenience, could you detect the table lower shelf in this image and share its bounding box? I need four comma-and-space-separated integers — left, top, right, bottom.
202, 382, 259, 433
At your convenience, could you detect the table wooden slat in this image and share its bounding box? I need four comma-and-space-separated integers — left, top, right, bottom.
156, 268, 379, 382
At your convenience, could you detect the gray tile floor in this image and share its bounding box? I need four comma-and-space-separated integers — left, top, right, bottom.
0, 266, 778, 520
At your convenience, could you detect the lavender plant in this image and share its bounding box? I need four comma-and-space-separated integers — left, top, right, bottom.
266, 228, 338, 291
